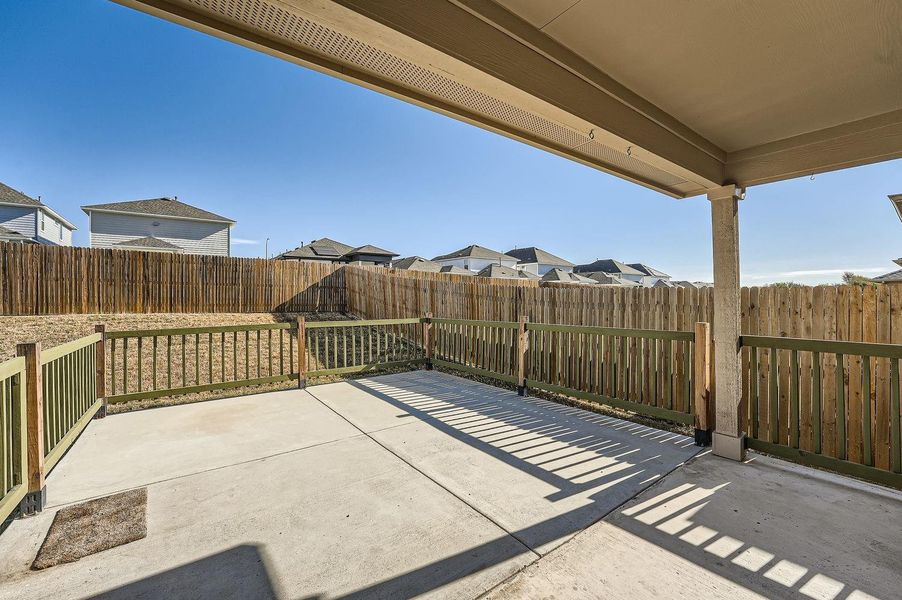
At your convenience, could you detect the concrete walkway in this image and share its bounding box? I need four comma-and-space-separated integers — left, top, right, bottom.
0, 370, 697, 599
0, 370, 898, 599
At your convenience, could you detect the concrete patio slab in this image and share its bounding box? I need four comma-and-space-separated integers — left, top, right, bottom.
0, 432, 534, 600
43, 388, 360, 507
311, 371, 700, 554
486, 451, 902, 600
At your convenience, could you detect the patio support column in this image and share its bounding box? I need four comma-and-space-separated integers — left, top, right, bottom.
708, 184, 746, 461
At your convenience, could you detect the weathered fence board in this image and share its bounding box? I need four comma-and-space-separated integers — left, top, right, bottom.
0, 243, 346, 315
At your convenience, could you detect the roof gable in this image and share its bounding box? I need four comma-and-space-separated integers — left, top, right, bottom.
627, 263, 671, 278
82, 197, 234, 224
114, 236, 182, 250
505, 246, 574, 267
432, 244, 516, 262
574, 259, 644, 275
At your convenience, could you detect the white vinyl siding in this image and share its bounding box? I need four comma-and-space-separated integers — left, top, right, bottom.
0, 206, 37, 238
516, 263, 574, 276
35, 210, 73, 246
89, 212, 230, 256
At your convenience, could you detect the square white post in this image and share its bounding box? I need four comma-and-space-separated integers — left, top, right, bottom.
708, 184, 746, 461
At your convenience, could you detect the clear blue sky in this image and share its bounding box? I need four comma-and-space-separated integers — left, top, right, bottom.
1, 1, 899, 284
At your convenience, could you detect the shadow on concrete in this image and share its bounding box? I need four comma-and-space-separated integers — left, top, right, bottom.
326, 373, 897, 600
88, 545, 280, 600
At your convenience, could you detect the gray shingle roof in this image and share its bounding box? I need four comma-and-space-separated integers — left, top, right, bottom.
82, 197, 234, 223
348, 244, 398, 257
475, 264, 537, 279
873, 269, 902, 283
0, 182, 42, 206
276, 238, 353, 260
583, 272, 641, 286
541, 268, 595, 284
393, 256, 441, 272
114, 236, 183, 250
628, 263, 671, 278
574, 259, 644, 276
505, 247, 574, 267
439, 265, 474, 276
432, 245, 516, 262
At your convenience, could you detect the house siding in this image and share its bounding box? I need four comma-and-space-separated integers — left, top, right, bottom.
518, 263, 574, 276
35, 210, 73, 246
434, 256, 517, 272
0, 206, 37, 238
89, 212, 230, 256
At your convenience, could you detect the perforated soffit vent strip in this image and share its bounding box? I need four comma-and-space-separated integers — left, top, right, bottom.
175, 0, 693, 195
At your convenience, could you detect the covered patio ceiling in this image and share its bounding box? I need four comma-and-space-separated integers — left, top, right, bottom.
117, 0, 902, 198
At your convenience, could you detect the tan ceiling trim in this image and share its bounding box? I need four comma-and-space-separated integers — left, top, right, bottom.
328, 0, 724, 188
113, 0, 693, 197
448, 0, 725, 163
725, 110, 902, 187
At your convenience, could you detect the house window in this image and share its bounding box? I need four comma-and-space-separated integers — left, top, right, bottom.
59, 226, 63, 241
40, 213, 45, 231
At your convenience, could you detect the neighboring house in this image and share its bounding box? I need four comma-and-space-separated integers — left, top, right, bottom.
0, 182, 76, 245
505, 247, 574, 276
439, 265, 474, 276
276, 237, 398, 265
541, 268, 596, 284
82, 197, 234, 256
432, 245, 517, 273
628, 263, 671, 287
573, 259, 645, 283
583, 272, 641, 286
873, 259, 902, 284
392, 256, 441, 272
475, 264, 538, 280
672, 281, 713, 289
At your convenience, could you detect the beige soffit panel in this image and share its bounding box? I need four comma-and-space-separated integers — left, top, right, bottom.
498, 0, 902, 152
114, 0, 717, 197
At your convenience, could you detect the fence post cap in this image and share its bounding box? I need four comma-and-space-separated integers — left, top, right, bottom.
16, 341, 41, 354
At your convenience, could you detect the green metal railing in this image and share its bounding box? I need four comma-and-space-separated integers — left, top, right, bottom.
41, 333, 104, 472
741, 335, 902, 489
0, 357, 27, 527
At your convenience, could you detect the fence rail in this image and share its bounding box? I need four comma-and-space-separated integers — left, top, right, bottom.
525, 323, 697, 425
1, 332, 105, 529
741, 335, 902, 488
107, 323, 298, 404
0, 357, 27, 527
40, 334, 104, 472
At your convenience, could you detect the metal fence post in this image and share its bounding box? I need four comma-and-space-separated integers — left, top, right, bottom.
694, 322, 713, 446
16, 341, 45, 515
297, 317, 307, 389
517, 315, 529, 396
424, 312, 434, 369
94, 324, 108, 419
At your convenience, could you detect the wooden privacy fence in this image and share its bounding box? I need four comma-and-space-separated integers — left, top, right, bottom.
0, 333, 106, 528
0, 242, 346, 315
